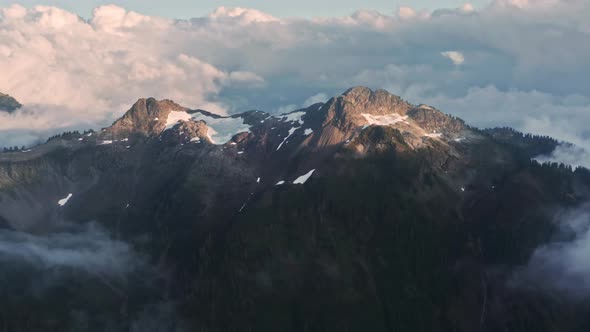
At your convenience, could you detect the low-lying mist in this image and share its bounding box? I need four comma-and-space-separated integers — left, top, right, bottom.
0, 222, 143, 278
512, 204, 590, 297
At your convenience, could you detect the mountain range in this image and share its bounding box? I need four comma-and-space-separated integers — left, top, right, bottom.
0, 87, 589, 331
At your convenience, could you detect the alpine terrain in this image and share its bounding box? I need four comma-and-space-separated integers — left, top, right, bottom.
0, 87, 588, 331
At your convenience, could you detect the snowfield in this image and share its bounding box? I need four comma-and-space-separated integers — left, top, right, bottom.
281, 111, 305, 124
362, 113, 408, 126
165, 111, 192, 129
164, 110, 252, 144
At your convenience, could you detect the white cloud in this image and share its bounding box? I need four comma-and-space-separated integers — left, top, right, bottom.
303, 93, 328, 107
228, 71, 265, 85
461, 3, 476, 13
91, 4, 162, 32
208, 6, 279, 24
441, 51, 465, 65
398, 7, 417, 19
0, 1, 589, 150
491, 0, 564, 9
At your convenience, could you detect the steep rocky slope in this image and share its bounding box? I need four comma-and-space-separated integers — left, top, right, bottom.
0, 87, 587, 331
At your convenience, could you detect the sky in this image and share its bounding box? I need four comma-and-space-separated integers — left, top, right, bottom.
0, 0, 589, 169
0, 0, 491, 18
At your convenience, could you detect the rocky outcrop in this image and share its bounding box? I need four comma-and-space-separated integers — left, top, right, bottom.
161, 119, 211, 144
407, 106, 465, 135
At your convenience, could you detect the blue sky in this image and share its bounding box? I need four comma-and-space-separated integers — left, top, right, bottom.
0, 0, 491, 18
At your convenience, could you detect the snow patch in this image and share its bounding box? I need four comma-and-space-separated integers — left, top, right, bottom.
280, 111, 305, 124
303, 128, 313, 136
276, 126, 298, 151
99, 140, 113, 145
239, 203, 247, 212
57, 193, 73, 206
425, 133, 443, 138
190, 137, 201, 142
191, 113, 251, 144
275, 180, 285, 186
293, 169, 316, 185
165, 111, 192, 129
257, 177, 261, 183
362, 113, 409, 126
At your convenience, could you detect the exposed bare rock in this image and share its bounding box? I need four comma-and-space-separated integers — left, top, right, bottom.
162, 119, 212, 144
408, 106, 465, 135
305, 87, 466, 150
102, 98, 187, 139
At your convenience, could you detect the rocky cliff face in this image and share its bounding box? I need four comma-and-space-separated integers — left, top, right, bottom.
0, 87, 585, 332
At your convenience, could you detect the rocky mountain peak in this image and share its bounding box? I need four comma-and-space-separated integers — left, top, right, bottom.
0, 92, 22, 112
308, 87, 465, 149
91, 87, 467, 156
338, 86, 411, 117
101, 98, 188, 139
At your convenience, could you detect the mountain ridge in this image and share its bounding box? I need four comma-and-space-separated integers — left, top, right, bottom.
91, 86, 470, 152
0, 86, 585, 332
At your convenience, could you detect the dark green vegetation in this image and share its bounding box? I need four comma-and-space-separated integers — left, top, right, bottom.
184, 133, 590, 331
0, 93, 21, 112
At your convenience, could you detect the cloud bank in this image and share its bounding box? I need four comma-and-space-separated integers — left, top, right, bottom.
0, 0, 588, 153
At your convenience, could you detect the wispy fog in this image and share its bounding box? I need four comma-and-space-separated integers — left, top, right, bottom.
512, 204, 590, 297
536, 144, 590, 170
0, 222, 143, 277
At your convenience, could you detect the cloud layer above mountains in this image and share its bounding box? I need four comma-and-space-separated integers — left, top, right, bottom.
0, 0, 588, 150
